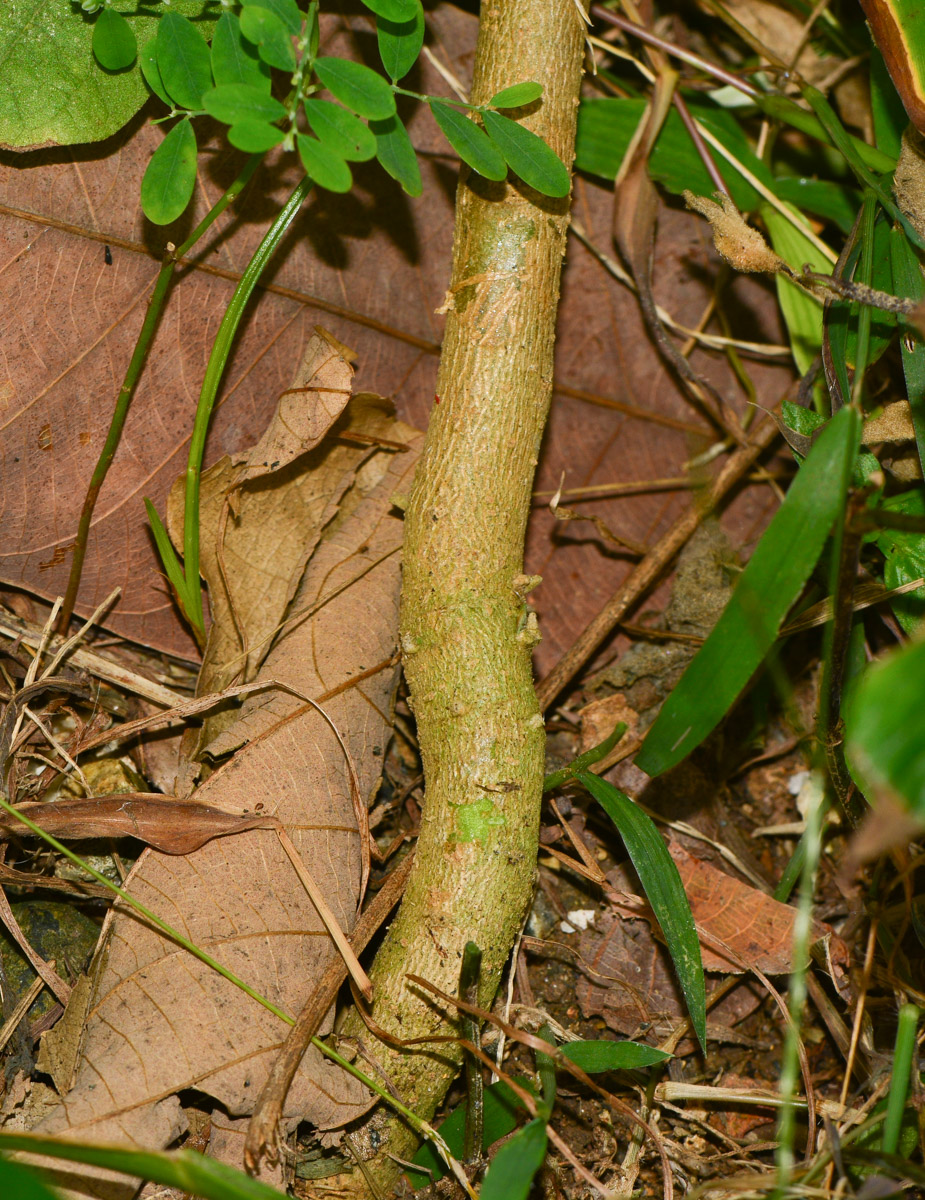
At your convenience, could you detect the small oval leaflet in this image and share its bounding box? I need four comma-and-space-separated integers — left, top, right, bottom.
370, 114, 422, 196
92, 8, 137, 71
141, 118, 198, 225
228, 120, 286, 154
305, 99, 377, 162
202, 83, 286, 127
239, 5, 296, 72
297, 134, 353, 193
482, 109, 570, 197
211, 12, 271, 91
430, 101, 507, 181
490, 81, 543, 109
156, 12, 212, 111
140, 38, 171, 107
361, 0, 421, 20
377, 7, 425, 81
314, 56, 397, 120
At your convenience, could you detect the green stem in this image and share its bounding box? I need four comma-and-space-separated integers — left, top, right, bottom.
181, 174, 314, 635
56, 153, 262, 636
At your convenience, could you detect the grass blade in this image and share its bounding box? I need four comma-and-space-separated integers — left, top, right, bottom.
578, 772, 706, 1051
636, 406, 861, 777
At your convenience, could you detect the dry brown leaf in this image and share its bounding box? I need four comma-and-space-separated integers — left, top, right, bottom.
0, 795, 280, 854
25, 428, 422, 1194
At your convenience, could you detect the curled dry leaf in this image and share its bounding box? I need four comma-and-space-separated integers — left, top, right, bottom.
684, 191, 784, 275
23, 396, 422, 1194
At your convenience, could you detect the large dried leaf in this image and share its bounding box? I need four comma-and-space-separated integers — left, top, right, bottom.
27, 429, 421, 1194
0, 4, 790, 669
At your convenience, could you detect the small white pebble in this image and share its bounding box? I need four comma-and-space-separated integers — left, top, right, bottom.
787, 770, 810, 796
559, 921, 576, 934
565, 909, 596, 931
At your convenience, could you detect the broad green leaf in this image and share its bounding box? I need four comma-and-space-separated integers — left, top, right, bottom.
370, 112, 422, 194
862, 0, 925, 141
576, 97, 765, 211
140, 37, 171, 106
890, 225, 925, 476
480, 1118, 548, 1200
578, 772, 706, 1052
362, 0, 421, 19
561, 1038, 671, 1072
0, 1130, 290, 1200
92, 8, 136, 71
0, 0, 216, 147
0, 1158, 60, 1200
430, 101, 507, 180
872, 490, 925, 633
490, 81, 543, 108
846, 636, 925, 814
157, 11, 212, 110
239, 6, 295, 71
761, 202, 829, 373
245, 0, 303, 36
870, 43, 908, 159
297, 134, 352, 192
202, 83, 286, 126
314, 56, 396, 119
482, 110, 569, 197
377, 8, 424, 81
407, 1077, 534, 1187
210, 12, 271, 90
228, 119, 285, 153
781, 401, 826, 439
305, 99, 377, 161
772, 176, 859, 234
636, 405, 862, 777
141, 118, 198, 225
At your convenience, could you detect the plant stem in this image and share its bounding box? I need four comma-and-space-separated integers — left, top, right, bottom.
56, 153, 262, 636
180, 175, 313, 635
882, 1003, 919, 1155
336, 1, 587, 1190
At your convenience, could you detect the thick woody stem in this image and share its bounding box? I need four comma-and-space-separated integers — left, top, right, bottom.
337, 0, 587, 1189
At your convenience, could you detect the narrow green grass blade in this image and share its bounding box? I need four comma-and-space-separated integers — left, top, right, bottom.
578, 772, 706, 1052
0, 1133, 287, 1200
0, 1158, 60, 1200
561, 1039, 671, 1071
144, 496, 194, 621
890, 225, 925, 477
636, 406, 861, 777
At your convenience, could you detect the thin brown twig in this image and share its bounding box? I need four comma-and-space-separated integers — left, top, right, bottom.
537, 415, 780, 711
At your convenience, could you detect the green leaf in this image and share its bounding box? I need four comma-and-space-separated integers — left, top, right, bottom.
430, 101, 507, 181
0, 1130, 292, 1200
482, 109, 569, 196
297, 134, 353, 192
0, 1157, 60, 1200
490, 81, 543, 108
377, 8, 425, 81
872, 490, 925, 634
370, 112, 422, 195
228, 119, 285, 153
202, 83, 286, 126
210, 12, 271, 90
636, 405, 862, 776
561, 1038, 671, 1072
771, 176, 859, 234
761, 201, 829, 373
480, 1118, 548, 1200
362, 0, 421, 19
890, 225, 925, 477
157, 11, 212, 110
870, 43, 908, 160
846, 636, 925, 814
0, 0, 218, 147
781, 401, 827, 439
406, 1077, 534, 1187
140, 37, 171, 107
314, 56, 397, 119
239, 5, 295, 72
305, 98, 377, 161
141, 118, 198, 225
245, 0, 303, 36
578, 772, 706, 1052
92, 8, 137, 71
